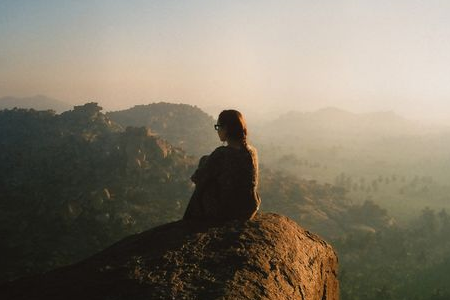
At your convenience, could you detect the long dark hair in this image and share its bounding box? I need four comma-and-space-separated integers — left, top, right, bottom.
218, 110, 248, 145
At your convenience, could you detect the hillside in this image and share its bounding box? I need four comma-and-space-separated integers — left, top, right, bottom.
106, 102, 218, 156
258, 166, 394, 239
0, 103, 197, 281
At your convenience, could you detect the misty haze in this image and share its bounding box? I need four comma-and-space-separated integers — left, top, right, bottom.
2, 1, 450, 300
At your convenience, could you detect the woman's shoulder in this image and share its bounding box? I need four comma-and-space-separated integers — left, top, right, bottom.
210, 144, 258, 157
214, 145, 228, 151
206, 146, 228, 160
216, 144, 258, 152
211, 145, 228, 154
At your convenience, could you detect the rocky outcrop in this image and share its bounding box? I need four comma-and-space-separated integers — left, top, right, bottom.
122, 126, 173, 173
0, 104, 196, 281
0, 213, 338, 300
106, 102, 218, 156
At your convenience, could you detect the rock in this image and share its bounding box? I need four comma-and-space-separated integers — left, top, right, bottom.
0, 213, 339, 300
72, 102, 102, 116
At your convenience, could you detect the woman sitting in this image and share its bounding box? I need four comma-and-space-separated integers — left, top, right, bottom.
183, 109, 261, 222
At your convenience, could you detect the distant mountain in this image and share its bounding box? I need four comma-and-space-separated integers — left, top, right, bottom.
259, 107, 435, 142
106, 102, 219, 156
0, 95, 72, 113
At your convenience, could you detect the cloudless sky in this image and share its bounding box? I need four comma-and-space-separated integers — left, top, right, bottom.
1, 0, 450, 121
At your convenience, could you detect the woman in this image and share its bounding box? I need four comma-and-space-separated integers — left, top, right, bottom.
183, 109, 261, 222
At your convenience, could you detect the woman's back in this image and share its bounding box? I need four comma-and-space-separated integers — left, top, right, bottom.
217, 144, 258, 198
184, 144, 261, 221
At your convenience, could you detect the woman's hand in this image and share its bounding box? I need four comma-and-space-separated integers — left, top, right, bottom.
198, 155, 209, 167
190, 155, 210, 183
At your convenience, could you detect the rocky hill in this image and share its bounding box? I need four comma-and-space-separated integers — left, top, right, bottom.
106, 102, 219, 156
0, 103, 197, 281
0, 213, 339, 300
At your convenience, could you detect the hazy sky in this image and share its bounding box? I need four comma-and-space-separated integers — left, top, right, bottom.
1, 0, 450, 121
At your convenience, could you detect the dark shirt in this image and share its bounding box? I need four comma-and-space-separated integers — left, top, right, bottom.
183, 144, 261, 221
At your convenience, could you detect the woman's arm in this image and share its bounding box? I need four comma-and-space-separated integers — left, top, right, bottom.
190, 147, 222, 186
190, 155, 209, 184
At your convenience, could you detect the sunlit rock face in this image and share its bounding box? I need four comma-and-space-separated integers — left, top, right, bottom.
122, 126, 173, 173
0, 213, 339, 300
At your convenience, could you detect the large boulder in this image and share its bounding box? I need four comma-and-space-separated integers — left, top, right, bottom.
0, 213, 339, 300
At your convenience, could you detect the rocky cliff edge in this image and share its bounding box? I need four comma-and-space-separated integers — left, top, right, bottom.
0, 213, 338, 300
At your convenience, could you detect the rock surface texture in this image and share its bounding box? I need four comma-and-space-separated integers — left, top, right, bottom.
0, 213, 339, 300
